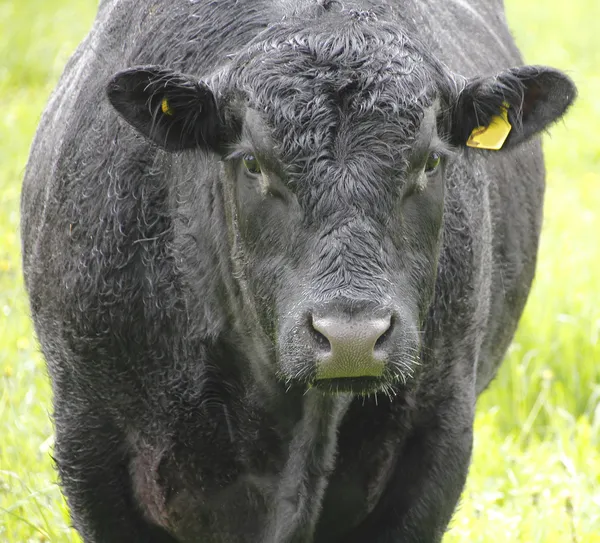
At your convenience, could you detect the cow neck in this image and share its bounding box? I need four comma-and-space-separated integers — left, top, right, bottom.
262, 390, 353, 543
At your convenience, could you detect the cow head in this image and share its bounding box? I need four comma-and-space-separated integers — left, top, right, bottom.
107, 10, 575, 395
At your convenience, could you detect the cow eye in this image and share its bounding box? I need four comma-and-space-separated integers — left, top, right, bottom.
425, 152, 441, 174
243, 154, 261, 175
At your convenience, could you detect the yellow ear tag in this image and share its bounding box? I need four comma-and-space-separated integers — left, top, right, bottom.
161, 97, 174, 116
466, 102, 512, 150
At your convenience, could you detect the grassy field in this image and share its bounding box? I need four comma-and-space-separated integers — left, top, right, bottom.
1, 0, 598, 541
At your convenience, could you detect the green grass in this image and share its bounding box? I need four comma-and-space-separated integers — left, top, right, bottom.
1, 0, 598, 541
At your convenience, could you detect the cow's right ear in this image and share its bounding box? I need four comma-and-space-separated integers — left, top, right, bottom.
107, 66, 222, 152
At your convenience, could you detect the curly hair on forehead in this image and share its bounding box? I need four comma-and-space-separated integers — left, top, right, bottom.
215, 11, 456, 177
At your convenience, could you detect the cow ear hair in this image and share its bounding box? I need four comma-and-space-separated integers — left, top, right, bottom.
107, 66, 222, 152
450, 65, 576, 150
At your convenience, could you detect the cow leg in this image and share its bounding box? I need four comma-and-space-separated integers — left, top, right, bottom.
346, 397, 474, 543
53, 409, 178, 543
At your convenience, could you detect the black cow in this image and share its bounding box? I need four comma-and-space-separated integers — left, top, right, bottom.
21, 0, 575, 542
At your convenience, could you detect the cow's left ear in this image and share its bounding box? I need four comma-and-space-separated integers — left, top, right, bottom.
450, 66, 576, 150
107, 65, 224, 152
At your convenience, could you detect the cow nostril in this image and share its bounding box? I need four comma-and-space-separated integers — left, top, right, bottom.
308, 315, 332, 352
374, 315, 394, 351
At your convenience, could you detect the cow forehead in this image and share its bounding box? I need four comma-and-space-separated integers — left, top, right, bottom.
237, 54, 435, 190
235, 23, 439, 115
227, 18, 445, 165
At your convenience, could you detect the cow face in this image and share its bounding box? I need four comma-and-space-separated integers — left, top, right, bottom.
108, 14, 575, 395
224, 54, 447, 396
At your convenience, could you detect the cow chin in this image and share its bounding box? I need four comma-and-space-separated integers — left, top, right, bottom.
311, 375, 407, 397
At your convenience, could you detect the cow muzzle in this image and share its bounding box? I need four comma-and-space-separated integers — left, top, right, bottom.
310, 313, 391, 380
278, 302, 416, 395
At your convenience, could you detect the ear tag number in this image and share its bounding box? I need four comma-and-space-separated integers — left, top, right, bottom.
161, 97, 174, 116
466, 102, 512, 150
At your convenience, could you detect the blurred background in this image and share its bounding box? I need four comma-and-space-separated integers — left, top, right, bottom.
0, 1, 598, 541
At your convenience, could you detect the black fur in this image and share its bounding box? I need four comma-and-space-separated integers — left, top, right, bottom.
21, 1, 576, 542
